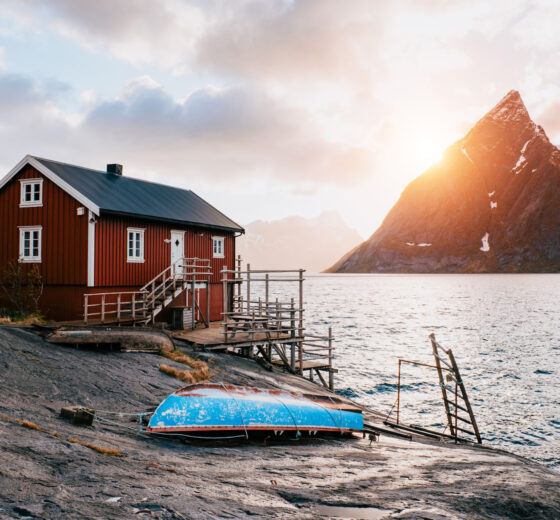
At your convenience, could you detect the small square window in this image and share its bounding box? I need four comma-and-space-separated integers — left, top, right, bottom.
127, 228, 145, 263
19, 226, 42, 262
20, 179, 43, 207
212, 236, 224, 258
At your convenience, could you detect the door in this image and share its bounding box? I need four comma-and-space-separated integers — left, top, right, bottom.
170, 231, 185, 278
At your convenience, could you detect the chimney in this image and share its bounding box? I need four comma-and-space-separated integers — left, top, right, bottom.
106, 163, 123, 176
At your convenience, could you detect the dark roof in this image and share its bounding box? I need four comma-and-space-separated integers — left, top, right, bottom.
33, 156, 244, 233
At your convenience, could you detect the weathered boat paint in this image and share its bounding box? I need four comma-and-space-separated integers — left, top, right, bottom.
147, 383, 363, 434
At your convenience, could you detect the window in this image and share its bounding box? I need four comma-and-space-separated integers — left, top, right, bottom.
212, 236, 224, 258
19, 226, 42, 262
20, 179, 43, 207
127, 228, 145, 263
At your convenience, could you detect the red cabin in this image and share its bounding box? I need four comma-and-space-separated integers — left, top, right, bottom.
0, 155, 244, 324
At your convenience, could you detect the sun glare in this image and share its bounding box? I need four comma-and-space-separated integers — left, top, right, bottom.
413, 137, 445, 171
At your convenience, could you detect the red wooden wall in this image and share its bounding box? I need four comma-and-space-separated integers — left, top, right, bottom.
0, 164, 89, 285
94, 215, 235, 287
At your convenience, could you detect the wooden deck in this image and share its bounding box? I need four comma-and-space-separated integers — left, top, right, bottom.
173, 322, 292, 349
271, 358, 337, 372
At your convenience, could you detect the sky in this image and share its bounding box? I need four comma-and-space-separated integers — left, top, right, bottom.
1, 0, 560, 238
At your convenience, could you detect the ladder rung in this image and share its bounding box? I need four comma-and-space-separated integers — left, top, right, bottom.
434, 353, 453, 370
452, 414, 473, 425
454, 425, 477, 435
445, 399, 469, 414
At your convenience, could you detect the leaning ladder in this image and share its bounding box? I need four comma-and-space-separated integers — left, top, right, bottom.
429, 333, 482, 444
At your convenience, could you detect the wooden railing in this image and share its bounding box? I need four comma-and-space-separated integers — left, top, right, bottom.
83, 291, 148, 323
220, 261, 335, 389
83, 257, 212, 325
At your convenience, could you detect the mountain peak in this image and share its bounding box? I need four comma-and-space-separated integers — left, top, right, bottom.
484, 89, 531, 124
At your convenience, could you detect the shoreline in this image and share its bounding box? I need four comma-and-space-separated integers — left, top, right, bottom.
1, 325, 559, 519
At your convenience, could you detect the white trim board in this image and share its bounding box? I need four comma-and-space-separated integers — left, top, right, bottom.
87, 210, 96, 287
0, 155, 100, 216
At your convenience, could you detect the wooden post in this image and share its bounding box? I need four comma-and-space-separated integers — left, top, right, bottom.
328, 327, 334, 391
117, 294, 121, 322
236, 255, 242, 313
205, 277, 210, 328
222, 265, 228, 343
101, 295, 105, 323
191, 260, 195, 330
290, 298, 296, 373
83, 294, 89, 324
396, 359, 401, 424
246, 263, 251, 314
298, 269, 304, 339
265, 273, 269, 307
131, 293, 136, 320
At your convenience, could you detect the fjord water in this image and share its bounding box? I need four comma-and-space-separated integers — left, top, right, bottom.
269, 274, 560, 468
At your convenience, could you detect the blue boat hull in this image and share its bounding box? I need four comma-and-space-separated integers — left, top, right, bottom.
147, 384, 363, 434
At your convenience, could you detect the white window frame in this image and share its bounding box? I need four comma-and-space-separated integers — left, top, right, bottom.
212, 236, 225, 258
127, 228, 145, 263
19, 178, 43, 207
19, 226, 42, 263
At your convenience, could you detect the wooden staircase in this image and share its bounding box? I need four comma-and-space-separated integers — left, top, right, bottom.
83, 258, 212, 326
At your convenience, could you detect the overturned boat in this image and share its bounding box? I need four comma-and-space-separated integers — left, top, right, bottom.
146, 383, 363, 436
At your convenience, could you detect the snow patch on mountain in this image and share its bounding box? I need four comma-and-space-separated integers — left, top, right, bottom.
514, 155, 527, 173
488, 191, 495, 197
480, 233, 490, 252
490, 201, 498, 209
461, 147, 473, 163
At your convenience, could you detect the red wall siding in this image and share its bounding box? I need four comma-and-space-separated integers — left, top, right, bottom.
93, 216, 235, 321
94, 216, 234, 287
0, 164, 88, 286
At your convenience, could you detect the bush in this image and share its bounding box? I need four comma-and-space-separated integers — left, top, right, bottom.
1, 261, 43, 315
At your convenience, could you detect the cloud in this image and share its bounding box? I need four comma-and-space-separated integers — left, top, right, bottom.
0, 72, 374, 188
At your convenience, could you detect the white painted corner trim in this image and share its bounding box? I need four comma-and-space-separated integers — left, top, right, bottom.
0, 155, 100, 216
87, 210, 96, 287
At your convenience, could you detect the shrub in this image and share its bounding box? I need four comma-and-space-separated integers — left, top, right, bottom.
1, 261, 43, 315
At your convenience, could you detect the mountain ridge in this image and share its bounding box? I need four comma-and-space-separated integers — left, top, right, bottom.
238, 211, 362, 272
327, 90, 560, 273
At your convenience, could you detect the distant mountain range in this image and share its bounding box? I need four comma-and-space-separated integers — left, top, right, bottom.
237, 211, 362, 272
327, 90, 560, 273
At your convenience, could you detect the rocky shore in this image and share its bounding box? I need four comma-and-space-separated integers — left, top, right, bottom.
0, 325, 559, 519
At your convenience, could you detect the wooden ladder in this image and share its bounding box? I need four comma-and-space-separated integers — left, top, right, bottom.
430, 333, 482, 444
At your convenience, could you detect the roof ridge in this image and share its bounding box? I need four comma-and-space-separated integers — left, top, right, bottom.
33, 155, 195, 194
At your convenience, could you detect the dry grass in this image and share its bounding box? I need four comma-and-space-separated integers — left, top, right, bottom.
159, 349, 211, 384
0, 413, 43, 431
0, 314, 45, 326
68, 437, 123, 457
159, 363, 211, 384
21, 419, 42, 431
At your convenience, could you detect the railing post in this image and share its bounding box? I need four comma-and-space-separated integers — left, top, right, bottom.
236, 254, 242, 313
298, 269, 304, 339
328, 326, 334, 390
265, 273, 269, 307
143, 292, 147, 319
117, 294, 121, 322
131, 293, 136, 320
191, 258, 195, 330
84, 294, 89, 324
290, 298, 296, 373
396, 359, 402, 425
246, 263, 251, 314
101, 295, 105, 323
222, 265, 228, 343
